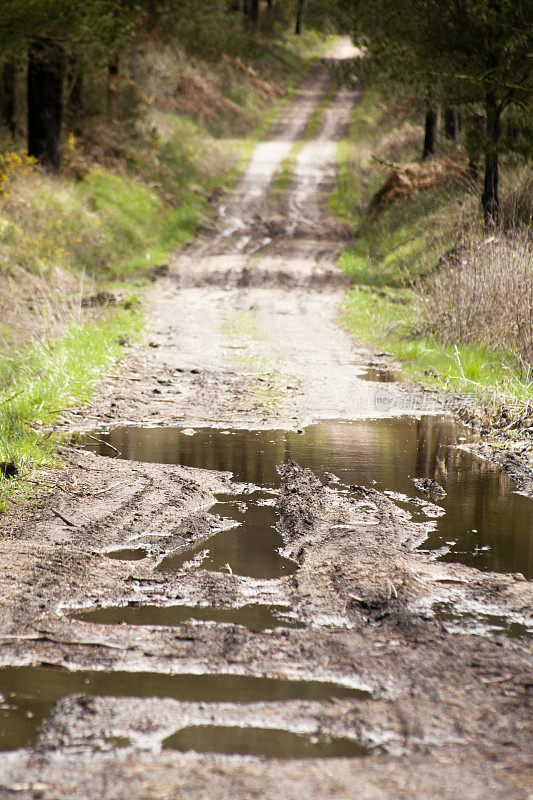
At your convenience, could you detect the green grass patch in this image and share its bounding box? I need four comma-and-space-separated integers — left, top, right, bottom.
343, 285, 533, 411
0, 305, 142, 512
80, 170, 201, 278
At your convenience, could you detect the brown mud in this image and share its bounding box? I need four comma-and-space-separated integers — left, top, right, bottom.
0, 41, 531, 799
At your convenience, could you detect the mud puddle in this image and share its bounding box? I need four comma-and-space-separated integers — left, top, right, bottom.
162, 725, 368, 759
0, 666, 368, 752
357, 367, 399, 383
73, 603, 303, 632
80, 417, 533, 578
159, 492, 296, 577
106, 547, 149, 561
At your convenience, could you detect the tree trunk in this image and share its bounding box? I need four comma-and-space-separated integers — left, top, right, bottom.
107, 52, 119, 115
250, 0, 259, 25
1, 58, 16, 137
465, 112, 482, 179
481, 84, 501, 225
295, 0, 308, 35
27, 40, 65, 171
444, 106, 459, 141
422, 105, 439, 160
129, 41, 141, 84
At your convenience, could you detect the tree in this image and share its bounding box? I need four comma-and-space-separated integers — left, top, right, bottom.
0, 0, 138, 171
27, 40, 64, 169
295, 0, 308, 35
348, 0, 533, 223
0, 58, 17, 137
422, 105, 439, 160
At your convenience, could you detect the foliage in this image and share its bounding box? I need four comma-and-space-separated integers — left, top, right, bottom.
343, 0, 533, 217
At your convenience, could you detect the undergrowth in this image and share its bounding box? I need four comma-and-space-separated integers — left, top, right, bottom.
333, 86, 533, 424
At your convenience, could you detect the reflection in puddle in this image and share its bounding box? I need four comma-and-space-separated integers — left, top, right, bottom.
358, 367, 399, 383
0, 666, 368, 751
80, 418, 533, 579
163, 724, 368, 758
72, 603, 303, 632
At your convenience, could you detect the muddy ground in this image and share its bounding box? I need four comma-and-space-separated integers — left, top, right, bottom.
0, 42, 531, 799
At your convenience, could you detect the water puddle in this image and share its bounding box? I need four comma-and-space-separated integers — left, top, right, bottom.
159, 493, 296, 578
0, 666, 368, 751
79, 417, 533, 579
106, 548, 149, 561
358, 367, 399, 383
73, 603, 304, 632
163, 725, 368, 759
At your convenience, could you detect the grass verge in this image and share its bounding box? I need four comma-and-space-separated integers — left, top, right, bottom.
0, 306, 142, 512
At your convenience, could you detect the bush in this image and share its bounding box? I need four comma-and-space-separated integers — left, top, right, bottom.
416, 228, 533, 367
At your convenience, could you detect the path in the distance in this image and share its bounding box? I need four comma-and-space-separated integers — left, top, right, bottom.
70, 38, 415, 434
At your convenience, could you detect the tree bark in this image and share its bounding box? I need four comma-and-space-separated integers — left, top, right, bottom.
67, 56, 83, 136
27, 40, 65, 172
1, 58, 16, 137
295, 0, 308, 35
444, 106, 459, 141
250, 0, 259, 25
107, 52, 119, 115
422, 105, 439, 160
481, 84, 501, 225
465, 112, 482, 179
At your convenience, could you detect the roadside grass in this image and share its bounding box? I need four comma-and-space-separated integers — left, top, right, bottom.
333, 87, 533, 420
0, 306, 142, 512
342, 288, 533, 410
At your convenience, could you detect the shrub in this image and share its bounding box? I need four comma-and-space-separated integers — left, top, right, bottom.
416, 228, 533, 368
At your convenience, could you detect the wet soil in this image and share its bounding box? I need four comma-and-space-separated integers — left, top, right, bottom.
81, 418, 533, 578
0, 41, 531, 800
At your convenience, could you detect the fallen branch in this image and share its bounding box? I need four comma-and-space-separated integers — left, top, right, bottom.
371, 153, 399, 169
85, 432, 121, 455
51, 508, 77, 527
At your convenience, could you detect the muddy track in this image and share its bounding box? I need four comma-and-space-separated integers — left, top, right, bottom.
0, 41, 531, 800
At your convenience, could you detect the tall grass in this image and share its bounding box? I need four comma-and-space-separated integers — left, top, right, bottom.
0, 309, 142, 511
416, 228, 533, 367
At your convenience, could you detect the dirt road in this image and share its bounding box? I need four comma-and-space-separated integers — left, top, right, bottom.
0, 43, 531, 800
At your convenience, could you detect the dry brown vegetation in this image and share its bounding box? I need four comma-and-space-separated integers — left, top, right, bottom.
417, 229, 533, 367
369, 151, 469, 213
